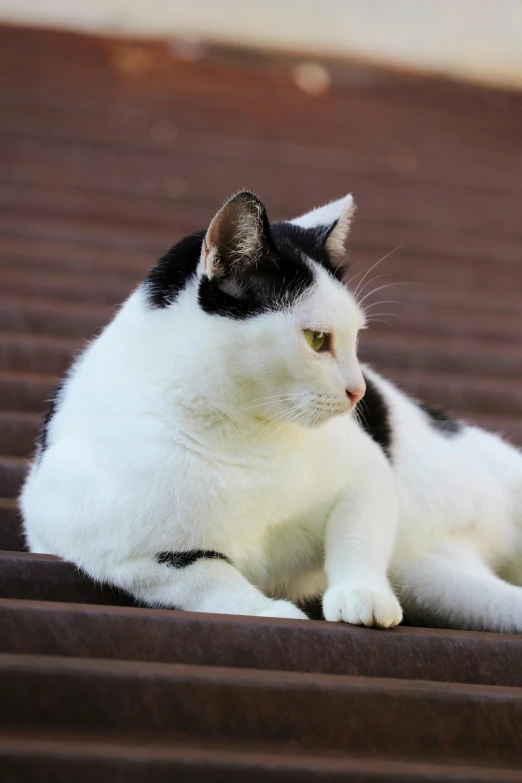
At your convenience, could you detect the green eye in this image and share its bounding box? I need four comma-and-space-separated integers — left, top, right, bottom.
304, 329, 326, 352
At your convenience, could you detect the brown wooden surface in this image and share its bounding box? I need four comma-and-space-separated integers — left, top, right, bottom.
1, 24, 522, 782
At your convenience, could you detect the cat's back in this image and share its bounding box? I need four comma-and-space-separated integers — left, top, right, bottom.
362, 366, 522, 562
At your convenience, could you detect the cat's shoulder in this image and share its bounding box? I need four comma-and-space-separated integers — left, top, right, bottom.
357, 364, 465, 460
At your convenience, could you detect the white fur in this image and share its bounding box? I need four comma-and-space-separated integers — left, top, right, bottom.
292, 194, 355, 257
369, 367, 522, 631
20, 196, 522, 632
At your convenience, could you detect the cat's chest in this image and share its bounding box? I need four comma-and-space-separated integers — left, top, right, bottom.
211, 422, 353, 553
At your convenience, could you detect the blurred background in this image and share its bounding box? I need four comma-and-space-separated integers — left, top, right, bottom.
1, 1, 522, 450
1, 2, 522, 477
2, 3, 522, 780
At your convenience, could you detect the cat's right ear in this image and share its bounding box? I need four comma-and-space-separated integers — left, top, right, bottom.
200, 191, 272, 280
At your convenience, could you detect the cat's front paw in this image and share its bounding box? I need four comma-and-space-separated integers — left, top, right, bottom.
257, 599, 309, 621
323, 582, 402, 628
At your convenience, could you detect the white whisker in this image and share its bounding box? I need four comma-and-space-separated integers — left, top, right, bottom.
355, 273, 392, 300
351, 246, 402, 298
358, 281, 418, 307
250, 392, 308, 403
367, 318, 395, 328
269, 405, 314, 450
250, 401, 308, 451
230, 395, 307, 418
364, 300, 411, 311
228, 400, 307, 457
366, 312, 410, 322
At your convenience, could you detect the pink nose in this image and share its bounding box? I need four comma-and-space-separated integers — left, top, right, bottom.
346, 384, 366, 407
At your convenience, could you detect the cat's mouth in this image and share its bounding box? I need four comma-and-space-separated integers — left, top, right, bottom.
301, 400, 349, 426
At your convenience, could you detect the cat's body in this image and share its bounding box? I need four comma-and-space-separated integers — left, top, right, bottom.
370, 368, 522, 629
21, 191, 522, 632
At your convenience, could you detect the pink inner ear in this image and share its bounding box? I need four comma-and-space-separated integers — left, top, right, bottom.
206, 213, 221, 249
201, 238, 214, 277
201, 206, 230, 278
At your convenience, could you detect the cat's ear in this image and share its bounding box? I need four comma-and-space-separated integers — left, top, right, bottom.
290, 194, 355, 258
200, 191, 272, 279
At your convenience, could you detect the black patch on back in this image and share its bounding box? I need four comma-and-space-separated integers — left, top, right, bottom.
357, 374, 393, 459
157, 550, 230, 568
420, 402, 462, 436
38, 378, 67, 454
272, 221, 345, 282
144, 230, 205, 308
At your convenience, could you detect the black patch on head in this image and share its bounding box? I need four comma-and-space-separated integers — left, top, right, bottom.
157, 550, 230, 568
198, 191, 317, 320
272, 222, 345, 282
144, 194, 348, 318
38, 378, 67, 454
357, 374, 393, 459
420, 402, 462, 436
198, 237, 315, 320
144, 230, 205, 308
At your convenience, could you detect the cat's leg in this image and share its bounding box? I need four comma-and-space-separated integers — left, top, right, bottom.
108, 551, 309, 620
322, 441, 403, 628
394, 544, 522, 633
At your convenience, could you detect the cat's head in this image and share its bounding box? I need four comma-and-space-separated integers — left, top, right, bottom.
148, 191, 366, 427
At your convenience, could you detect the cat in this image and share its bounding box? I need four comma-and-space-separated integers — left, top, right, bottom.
20, 190, 522, 633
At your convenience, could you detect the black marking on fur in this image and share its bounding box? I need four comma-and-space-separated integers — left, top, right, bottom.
38, 378, 67, 454
157, 550, 230, 568
146, 204, 355, 318
144, 190, 353, 317
198, 242, 314, 320
420, 402, 462, 436
144, 230, 205, 308
145, 224, 316, 318
357, 374, 393, 458
272, 221, 345, 282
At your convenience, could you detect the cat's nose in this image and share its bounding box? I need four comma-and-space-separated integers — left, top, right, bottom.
346, 382, 366, 408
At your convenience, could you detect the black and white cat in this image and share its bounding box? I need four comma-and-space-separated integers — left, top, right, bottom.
20, 191, 522, 632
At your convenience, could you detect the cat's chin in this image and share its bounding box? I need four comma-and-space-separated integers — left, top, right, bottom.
298, 410, 344, 429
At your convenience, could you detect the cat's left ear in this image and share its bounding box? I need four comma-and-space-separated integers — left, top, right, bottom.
290, 194, 356, 258
200, 190, 272, 280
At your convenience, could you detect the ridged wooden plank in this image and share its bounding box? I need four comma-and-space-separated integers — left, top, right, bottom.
2, 734, 522, 783
1, 598, 522, 687
0, 552, 134, 607
0, 500, 24, 552
1, 654, 522, 765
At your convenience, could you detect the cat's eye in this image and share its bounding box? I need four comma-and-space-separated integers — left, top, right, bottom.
304, 329, 327, 352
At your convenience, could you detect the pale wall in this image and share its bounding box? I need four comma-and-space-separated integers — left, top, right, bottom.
1, 0, 522, 90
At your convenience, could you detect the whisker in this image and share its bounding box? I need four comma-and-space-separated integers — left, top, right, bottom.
230, 395, 307, 418
351, 246, 402, 298
358, 280, 418, 307
364, 299, 412, 311
367, 318, 395, 328
355, 273, 392, 300
354, 403, 369, 431
258, 401, 310, 450
366, 312, 410, 321
229, 400, 307, 456
344, 265, 376, 288
250, 401, 308, 451
250, 392, 308, 403
281, 405, 320, 450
